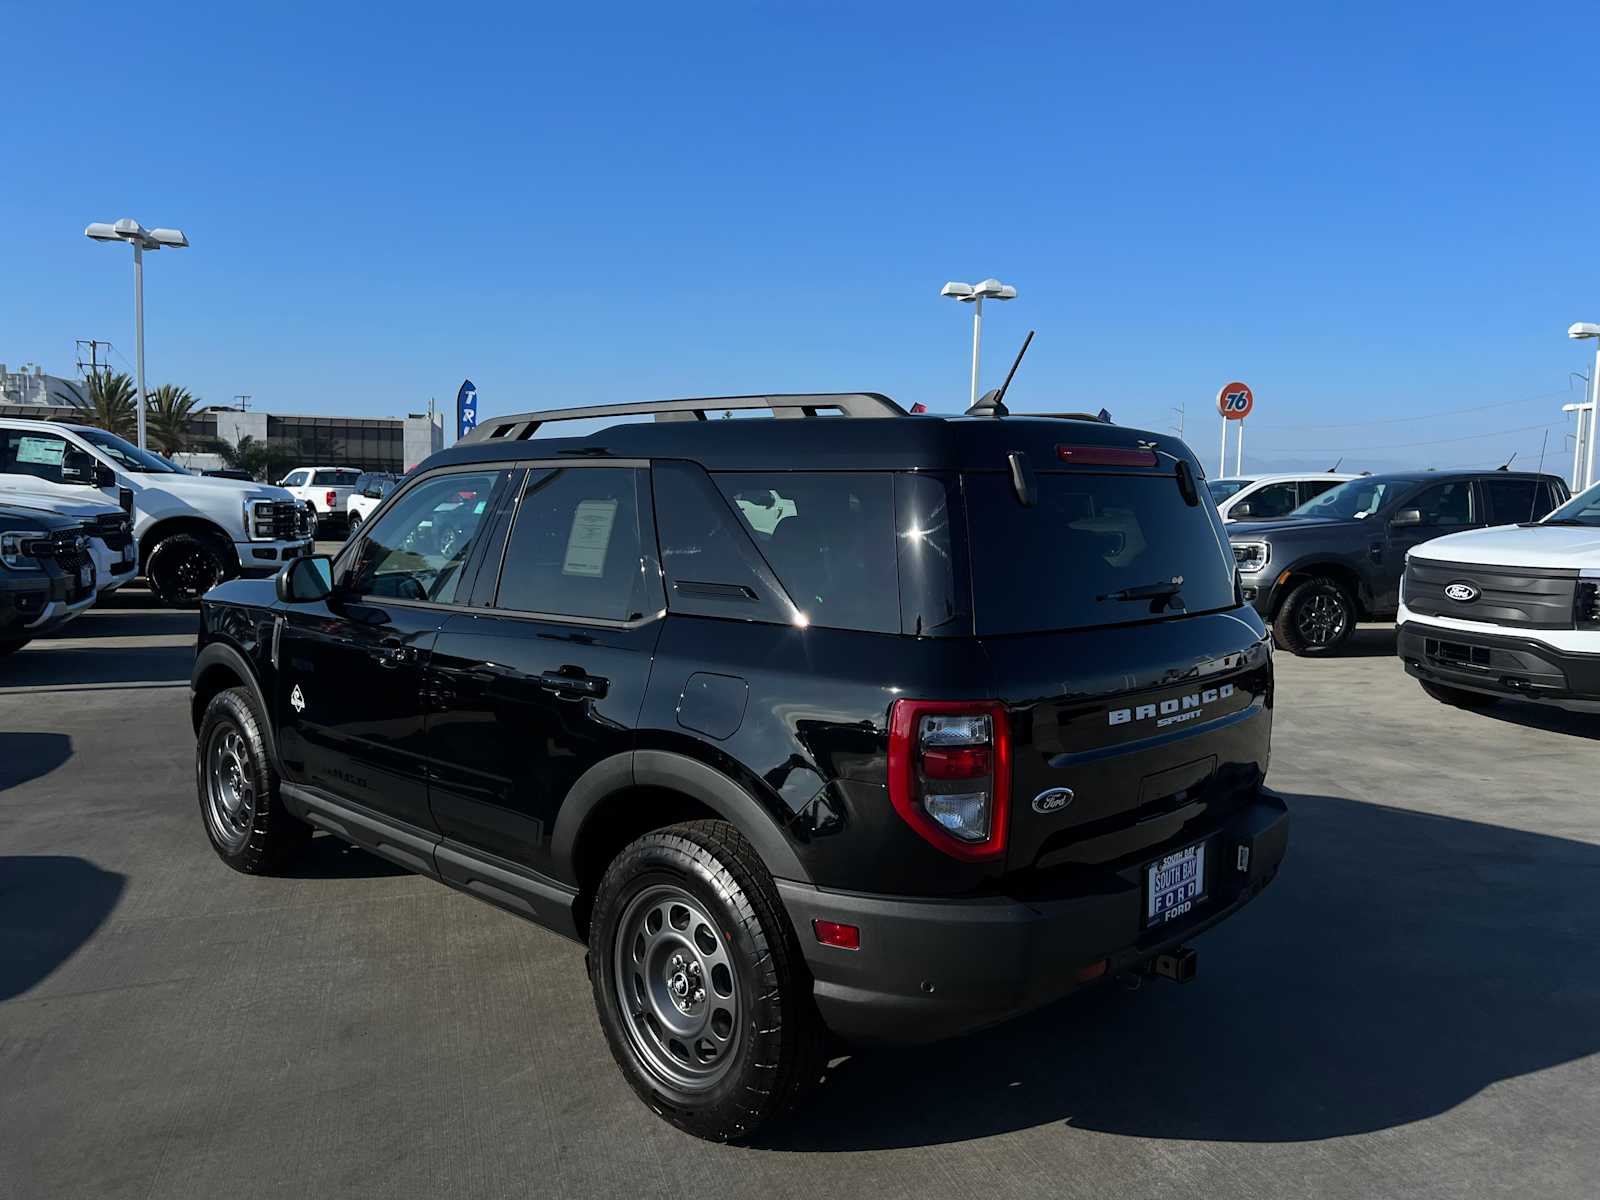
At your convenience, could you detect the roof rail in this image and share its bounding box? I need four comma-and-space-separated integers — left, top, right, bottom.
460, 392, 906, 444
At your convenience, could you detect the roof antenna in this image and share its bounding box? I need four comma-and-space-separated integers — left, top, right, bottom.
1328, 457, 1342, 472
1498, 452, 1516, 472
967, 330, 1034, 417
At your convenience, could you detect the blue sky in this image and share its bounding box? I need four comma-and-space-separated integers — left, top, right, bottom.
3, 2, 1597, 473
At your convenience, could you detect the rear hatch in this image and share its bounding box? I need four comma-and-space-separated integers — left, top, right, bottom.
961, 460, 1273, 887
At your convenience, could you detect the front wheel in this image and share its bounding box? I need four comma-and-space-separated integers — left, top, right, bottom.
346, 512, 363, 539
587, 820, 827, 1142
1273, 577, 1356, 656
145, 533, 228, 607
1420, 680, 1501, 710
196, 686, 311, 873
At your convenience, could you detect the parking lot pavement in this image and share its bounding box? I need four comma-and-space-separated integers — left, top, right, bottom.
3, 620, 1597, 1199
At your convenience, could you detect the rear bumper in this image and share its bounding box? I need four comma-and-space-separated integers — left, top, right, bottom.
1397, 618, 1600, 708
778, 790, 1289, 1045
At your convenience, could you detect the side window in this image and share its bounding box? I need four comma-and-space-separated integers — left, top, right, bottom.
282, 470, 309, 488
1298, 479, 1341, 503
1536, 482, 1564, 520
713, 471, 899, 634
653, 461, 796, 624
1483, 478, 1538, 524
1245, 482, 1298, 518
493, 467, 655, 621
0, 431, 70, 484
1408, 481, 1476, 527
345, 470, 506, 604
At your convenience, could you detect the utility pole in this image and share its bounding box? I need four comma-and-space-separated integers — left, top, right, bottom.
74, 339, 112, 381
1169, 400, 1186, 440
233, 394, 251, 412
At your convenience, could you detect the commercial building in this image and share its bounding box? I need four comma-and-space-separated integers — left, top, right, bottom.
0, 363, 80, 407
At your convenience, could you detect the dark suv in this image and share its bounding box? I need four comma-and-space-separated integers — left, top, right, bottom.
188, 394, 1288, 1139
1229, 469, 1568, 655
1, 502, 97, 654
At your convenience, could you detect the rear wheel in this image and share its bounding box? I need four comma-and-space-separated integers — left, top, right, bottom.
196, 686, 311, 873
588, 820, 827, 1142
1420, 680, 1501, 710
346, 511, 363, 539
1273, 577, 1355, 656
146, 532, 228, 607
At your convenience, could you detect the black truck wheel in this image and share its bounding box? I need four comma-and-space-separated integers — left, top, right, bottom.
146, 532, 227, 607
196, 686, 311, 873
1420, 680, 1501, 710
587, 820, 827, 1142
1273, 577, 1355, 656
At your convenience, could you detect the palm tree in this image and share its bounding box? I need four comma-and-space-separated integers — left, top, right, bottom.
211, 434, 296, 483
53, 371, 138, 440
146, 384, 201, 456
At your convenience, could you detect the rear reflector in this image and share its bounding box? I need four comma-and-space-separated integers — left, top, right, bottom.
813, 920, 860, 950
1076, 959, 1109, 982
1056, 445, 1158, 467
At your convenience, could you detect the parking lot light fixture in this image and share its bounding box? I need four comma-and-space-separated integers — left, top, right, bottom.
942, 278, 1018, 409
1570, 323, 1600, 490
85, 218, 191, 450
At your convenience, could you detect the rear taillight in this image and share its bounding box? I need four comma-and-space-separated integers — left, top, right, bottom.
326, 489, 338, 508
887, 700, 1010, 861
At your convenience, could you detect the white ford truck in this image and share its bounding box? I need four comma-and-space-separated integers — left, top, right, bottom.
276, 467, 363, 534
0, 418, 312, 607
1398, 479, 1600, 712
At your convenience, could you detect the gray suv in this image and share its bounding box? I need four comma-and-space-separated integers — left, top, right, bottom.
1229, 470, 1568, 655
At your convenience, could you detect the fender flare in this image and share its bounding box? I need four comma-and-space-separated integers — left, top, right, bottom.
191, 641, 279, 768
549, 749, 809, 886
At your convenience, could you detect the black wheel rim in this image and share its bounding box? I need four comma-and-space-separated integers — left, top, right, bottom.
1296, 591, 1348, 645
612, 883, 741, 1092
163, 546, 220, 601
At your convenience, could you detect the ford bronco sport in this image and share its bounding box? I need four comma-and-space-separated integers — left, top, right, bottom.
189, 393, 1288, 1140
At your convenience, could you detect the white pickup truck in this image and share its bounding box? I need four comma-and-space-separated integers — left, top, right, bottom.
0, 417, 312, 607
1, 488, 137, 595
276, 467, 364, 533
1398, 479, 1600, 712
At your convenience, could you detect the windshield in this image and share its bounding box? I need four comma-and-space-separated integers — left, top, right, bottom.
1290, 477, 1399, 520
73, 427, 183, 473
1207, 479, 1249, 504
1543, 480, 1600, 527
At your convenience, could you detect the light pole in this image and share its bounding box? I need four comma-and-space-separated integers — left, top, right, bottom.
941, 278, 1017, 408
86, 218, 190, 449
1570, 322, 1600, 490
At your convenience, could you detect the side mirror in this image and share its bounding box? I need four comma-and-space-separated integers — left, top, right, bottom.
1231, 501, 1255, 518
61, 449, 96, 485
276, 554, 334, 603
1391, 508, 1423, 528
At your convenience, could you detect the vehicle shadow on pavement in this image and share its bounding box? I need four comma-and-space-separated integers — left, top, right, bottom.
763, 791, 1600, 1150
0, 645, 194, 689
1459, 701, 1600, 741
0, 731, 73, 790
0, 856, 125, 1002
275, 833, 411, 880
1334, 625, 1396, 658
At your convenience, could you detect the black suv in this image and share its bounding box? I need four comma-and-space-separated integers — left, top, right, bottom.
1, 502, 97, 654
1229, 469, 1568, 655
189, 394, 1288, 1139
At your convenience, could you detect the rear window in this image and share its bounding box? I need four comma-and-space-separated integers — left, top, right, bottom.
964, 472, 1236, 635
312, 469, 361, 486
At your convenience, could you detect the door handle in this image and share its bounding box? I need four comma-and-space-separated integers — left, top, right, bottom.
1368, 540, 1384, 564
538, 670, 608, 700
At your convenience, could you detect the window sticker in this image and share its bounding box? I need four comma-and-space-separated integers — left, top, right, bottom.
16, 437, 65, 467
563, 498, 618, 577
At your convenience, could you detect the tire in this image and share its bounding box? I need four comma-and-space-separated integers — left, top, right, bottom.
1420, 680, 1501, 710
0, 638, 30, 655
196, 685, 311, 873
1273, 577, 1356, 656
587, 820, 828, 1142
346, 512, 363, 539
145, 532, 228, 608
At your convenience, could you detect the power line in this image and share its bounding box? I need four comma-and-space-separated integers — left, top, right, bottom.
1251, 420, 1561, 455
1240, 388, 1571, 433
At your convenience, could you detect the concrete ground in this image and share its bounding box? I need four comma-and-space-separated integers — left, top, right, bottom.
2, 600, 1597, 1200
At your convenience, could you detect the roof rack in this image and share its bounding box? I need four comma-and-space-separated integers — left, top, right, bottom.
460, 392, 906, 444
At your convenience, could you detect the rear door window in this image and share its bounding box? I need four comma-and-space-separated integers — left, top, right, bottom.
1483, 478, 1539, 524
1297, 478, 1342, 503
964, 471, 1235, 635
713, 472, 899, 633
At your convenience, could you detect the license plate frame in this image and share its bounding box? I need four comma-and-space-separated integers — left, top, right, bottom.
79, 564, 94, 590
1145, 841, 1208, 928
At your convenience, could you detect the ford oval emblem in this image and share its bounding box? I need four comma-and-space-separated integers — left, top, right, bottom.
1444, 581, 1480, 602
1032, 787, 1074, 815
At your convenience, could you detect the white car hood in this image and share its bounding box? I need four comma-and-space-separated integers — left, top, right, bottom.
1409, 524, 1600, 570
1, 488, 123, 517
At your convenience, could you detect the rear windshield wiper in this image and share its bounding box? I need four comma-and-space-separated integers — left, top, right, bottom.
1100, 577, 1184, 603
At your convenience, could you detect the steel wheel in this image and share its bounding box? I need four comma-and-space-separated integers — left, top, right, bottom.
204, 723, 255, 852
1295, 590, 1348, 646
612, 883, 741, 1092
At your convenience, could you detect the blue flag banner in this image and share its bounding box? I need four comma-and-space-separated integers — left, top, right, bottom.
457, 379, 478, 440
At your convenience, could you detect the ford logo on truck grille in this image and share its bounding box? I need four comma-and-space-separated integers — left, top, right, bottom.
1444, 581, 1480, 602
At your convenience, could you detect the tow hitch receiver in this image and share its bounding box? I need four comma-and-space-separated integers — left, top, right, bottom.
1150, 947, 1198, 984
